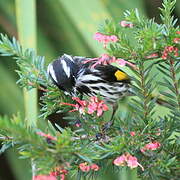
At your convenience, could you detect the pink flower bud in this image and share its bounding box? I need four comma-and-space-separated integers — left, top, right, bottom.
120, 21, 133, 28
168, 46, 174, 52
142, 141, 161, 151
36, 132, 57, 141
110, 35, 118, 42
113, 154, 126, 166
130, 131, 136, 136
79, 162, 91, 172
90, 164, 100, 171
173, 38, 180, 43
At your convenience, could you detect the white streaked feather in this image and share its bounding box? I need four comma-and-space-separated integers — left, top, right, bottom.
47, 63, 58, 83
77, 74, 101, 82
64, 54, 74, 62
61, 59, 70, 78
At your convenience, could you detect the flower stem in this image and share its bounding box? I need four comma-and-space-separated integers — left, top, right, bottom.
15, 0, 38, 127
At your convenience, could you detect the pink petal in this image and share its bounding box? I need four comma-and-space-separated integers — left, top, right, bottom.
79, 162, 91, 172
90, 164, 100, 171
126, 155, 138, 168
36, 132, 57, 141
33, 175, 57, 180
113, 155, 126, 166
130, 131, 136, 136
110, 35, 118, 42
97, 108, 103, 116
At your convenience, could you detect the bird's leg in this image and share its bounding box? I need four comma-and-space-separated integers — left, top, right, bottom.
102, 103, 118, 132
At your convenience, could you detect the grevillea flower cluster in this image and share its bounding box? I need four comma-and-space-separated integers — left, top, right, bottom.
79, 162, 100, 172
62, 96, 108, 117
141, 142, 161, 153
93, 32, 118, 48
50, 168, 68, 180
83, 54, 136, 69
161, 46, 178, 59
87, 96, 109, 116
113, 153, 144, 171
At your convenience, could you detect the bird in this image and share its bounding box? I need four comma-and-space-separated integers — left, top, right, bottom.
47, 54, 131, 104
47, 54, 132, 130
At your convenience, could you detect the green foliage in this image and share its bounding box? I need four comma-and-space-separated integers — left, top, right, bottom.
0, 0, 180, 179
0, 34, 48, 90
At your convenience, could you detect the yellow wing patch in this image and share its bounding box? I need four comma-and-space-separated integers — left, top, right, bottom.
114, 70, 129, 81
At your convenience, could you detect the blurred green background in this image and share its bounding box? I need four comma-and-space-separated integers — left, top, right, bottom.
0, 0, 179, 179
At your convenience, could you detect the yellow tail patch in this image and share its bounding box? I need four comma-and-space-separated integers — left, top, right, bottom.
114, 70, 129, 81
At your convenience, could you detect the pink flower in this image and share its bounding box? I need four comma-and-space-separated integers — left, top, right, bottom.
93, 32, 118, 48
113, 153, 144, 171
113, 154, 127, 166
145, 53, 159, 59
144, 142, 161, 150
60, 169, 68, 175
110, 35, 118, 42
60, 174, 65, 180
36, 132, 57, 141
116, 58, 136, 69
120, 21, 134, 28
33, 175, 57, 180
176, 31, 180, 34
130, 131, 136, 136
141, 141, 161, 153
83, 54, 113, 68
79, 162, 91, 172
79, 162, 100, 172
161, 46, 179, 59
173, 38, 180, 43
87, 97, 98, 114
50, 168, 68, 180
61, 97, 87, 114
87, 96, 108, 116
140, 148, 146, 153
83, 54, 136, 69
75, 121, 81, 127
72, 97, 87, 107
126, 155, 138, 168
62, 96, 108, 116
50, 169, 68, 177
126, 154, 144, 171
90, 164, 100, 171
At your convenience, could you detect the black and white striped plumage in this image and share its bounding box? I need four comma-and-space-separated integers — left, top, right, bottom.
47, 54, 131, 104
